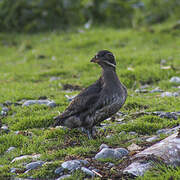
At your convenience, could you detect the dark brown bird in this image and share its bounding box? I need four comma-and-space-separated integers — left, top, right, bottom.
54, 50, 127, 138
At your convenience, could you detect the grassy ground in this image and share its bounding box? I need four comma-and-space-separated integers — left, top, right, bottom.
0, 21, 180, 179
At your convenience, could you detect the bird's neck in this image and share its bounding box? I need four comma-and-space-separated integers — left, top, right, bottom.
101, 68, 119, 85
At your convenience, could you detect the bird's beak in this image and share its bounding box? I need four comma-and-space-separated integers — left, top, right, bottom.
91, 56, 99, 63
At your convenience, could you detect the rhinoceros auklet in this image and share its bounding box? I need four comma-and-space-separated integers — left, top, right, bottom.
54, 50, 127, 138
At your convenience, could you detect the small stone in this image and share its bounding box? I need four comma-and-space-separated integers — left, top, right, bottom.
57, 174, 71, 180
129, 131, 137, 135
49, 76, 61, 82
2, 107, 9, 112
149, 87, 163, 93
1, 125, 9, 132
135, 89, 148, 93
159, 112, 177, 120
170, 77, 180, 84
64, 95, 76, 102
6, 147, 16, 153
22, 100, 56, 107
11, 154, 41, 163
95, 148, 127, 160
161, 92, 179, 97
160, 59, 167, 65
26, 161, 45, 170
54, 167, 64, 175
107, 163, 115, 168
0, 111, 7, 116
156, 129, 168, 135
47, 102, 56, 108
99, 144, 109, 151
127, 143, 141, 151
81, 167, 95, 177
61, 160, 86, 171
146, 136, 159, 142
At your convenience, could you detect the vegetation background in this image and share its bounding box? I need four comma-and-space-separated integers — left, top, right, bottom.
0, 0, 180, 179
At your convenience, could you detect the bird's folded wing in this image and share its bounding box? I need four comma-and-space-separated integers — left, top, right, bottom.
59, 80, 102, 119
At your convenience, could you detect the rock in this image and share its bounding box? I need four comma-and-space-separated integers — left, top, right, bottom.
153, 111, 178, 120
146, 136, 159, 142
65, 95, 76, 102
107, 163, 115, 168
26, 161, 45, 170
81, 167, 95, 177
135, 89, 148, 93
99, 144, 109, 151
2, 107, 9, 112
95, 148, 128, 160
161, 92, 179, 97
54, 167, 64, 175
0, 111, 7, 116
129, 131, 137, 135
1, 125, 9, 133
123, 162, 152, 177
115, 148, 129, 156
160, 59, 167, 65
127, 143, 141, 151
156, 125, 180, 136
22, 100, 56, 107
170, 77, 180, 84
61, 159, 88, 171
149, 87, 163, 93
6, 147, 16, 153
49, 76, 61, 82
11, 154, 41, 163
57, 174, 71, 180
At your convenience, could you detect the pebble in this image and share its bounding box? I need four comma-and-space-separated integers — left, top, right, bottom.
57, 174, 71, 180
153, 111, 178, 120
2, 107, 9, 112
95, 148, 128, 160
0, 111, 7, 116
54, 167, 64, 175
129, 131, 137, 135
127, 143, 141, 151
81, 167, 95, 177
170, 77, 180, 84
49, 76, 61, 82
1, 125, 9, 133
146, 136, 159, 142
135, 89, 148, 93
6, 147, 16, 153
99, 144, 109, 151
161, 92, 179, 97
11, 154, 41, 163
61, 159, 89, 171
149, 87, 163, 93
22, 100, 56, 107
26, 161, 45, 170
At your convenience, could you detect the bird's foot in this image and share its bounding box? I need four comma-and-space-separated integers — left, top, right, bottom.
80, 127, 97, 139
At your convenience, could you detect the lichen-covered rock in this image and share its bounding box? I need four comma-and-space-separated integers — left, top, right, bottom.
26, 161, 45, 170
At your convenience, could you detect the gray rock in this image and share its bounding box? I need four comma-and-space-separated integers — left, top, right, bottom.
95, 148, 128, 160
61, 159, 88, 171
149, 87, 163, 93
153, 111, 178, 120
135, 89, 148, 93
81, 167, 95, 177
115, 148, 129, 156
57, 174, 71, 180
1, 125, 9, 132
26, 161, 45, 170
6, 147, 16, 153
0, 111, 7, 116
49, 76, 61, 82
22, 100, 56, 107
99, 144, 109, 151
161, 92, 179, 97
129, 131, 137, 135
156, 129, 168, 135
170, 77, 180, 84
65, 95, 77, 102
107, 163, 115, 168
47, 102, 56, 107
11, 154, 41, 163
123, 162, 152, 176
146, 136, 159, 142
2, 107, 9, 112
54, 167, 64, 175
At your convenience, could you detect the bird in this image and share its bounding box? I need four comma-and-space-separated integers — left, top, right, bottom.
54, 50, 127, 138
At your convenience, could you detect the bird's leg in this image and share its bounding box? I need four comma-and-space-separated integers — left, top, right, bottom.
80, 127, 97, 139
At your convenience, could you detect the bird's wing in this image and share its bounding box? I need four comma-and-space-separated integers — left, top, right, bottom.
58, 79, 102, 119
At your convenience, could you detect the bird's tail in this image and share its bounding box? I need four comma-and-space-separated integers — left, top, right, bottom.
53, 115, 64, 127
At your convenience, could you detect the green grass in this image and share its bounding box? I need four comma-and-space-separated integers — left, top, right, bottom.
0, 22, 180, 179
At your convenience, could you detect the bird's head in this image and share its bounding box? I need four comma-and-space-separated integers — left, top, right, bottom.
91, 50, 116, 69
